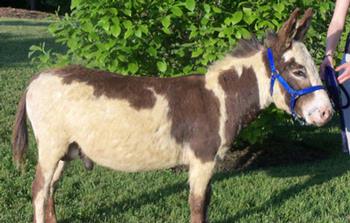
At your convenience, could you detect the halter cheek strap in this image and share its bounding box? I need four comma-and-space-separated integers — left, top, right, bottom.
267, 48, 324, 117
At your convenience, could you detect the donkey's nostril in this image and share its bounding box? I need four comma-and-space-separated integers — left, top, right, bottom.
320, 108, 332, 122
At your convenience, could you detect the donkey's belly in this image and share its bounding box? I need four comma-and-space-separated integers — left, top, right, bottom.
81, 139, 183, 172
72, 123, 184, 172
65, 88, 185, 172
76, 117, 185, 172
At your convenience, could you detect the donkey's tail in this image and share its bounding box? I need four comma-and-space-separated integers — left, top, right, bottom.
12, 90, 28, 169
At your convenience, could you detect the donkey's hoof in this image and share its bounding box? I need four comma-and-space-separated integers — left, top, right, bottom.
83, 158, 94, 171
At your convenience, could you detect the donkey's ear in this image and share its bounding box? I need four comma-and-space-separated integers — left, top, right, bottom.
277, 8, 300, 49
294, 8, 313, 41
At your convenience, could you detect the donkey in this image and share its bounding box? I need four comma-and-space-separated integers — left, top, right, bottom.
12, 8, 333, 223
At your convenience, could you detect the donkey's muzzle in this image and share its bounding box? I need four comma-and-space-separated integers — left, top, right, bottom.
308, 106, 333, 126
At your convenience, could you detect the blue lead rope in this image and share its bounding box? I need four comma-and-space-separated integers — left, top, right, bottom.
267, 48, 324, 117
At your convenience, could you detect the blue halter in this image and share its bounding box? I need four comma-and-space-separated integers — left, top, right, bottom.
267, 48, 324, 117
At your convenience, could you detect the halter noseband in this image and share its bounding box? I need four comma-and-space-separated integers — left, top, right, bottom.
267, 48, 324, 117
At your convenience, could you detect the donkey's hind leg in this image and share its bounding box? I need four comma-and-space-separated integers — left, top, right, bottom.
45, 160, 66, 223
32, 142, 67, 223
188, 158, 215, 223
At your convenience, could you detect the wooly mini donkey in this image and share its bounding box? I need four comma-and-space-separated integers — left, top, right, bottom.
12, 8, 332, 223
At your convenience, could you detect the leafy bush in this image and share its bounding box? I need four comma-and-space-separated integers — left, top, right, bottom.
30, 0, 337, 145
30, 0, 331, 75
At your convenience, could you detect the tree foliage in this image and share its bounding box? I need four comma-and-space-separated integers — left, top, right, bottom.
30, 0, 333, 75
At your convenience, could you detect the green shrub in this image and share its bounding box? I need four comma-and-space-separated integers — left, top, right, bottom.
30, 0, 332, 75
30, 0, 337, 145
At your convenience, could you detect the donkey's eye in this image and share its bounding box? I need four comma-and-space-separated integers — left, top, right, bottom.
293, 70, 306, 78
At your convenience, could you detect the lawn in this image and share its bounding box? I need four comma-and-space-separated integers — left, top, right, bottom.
1, 18, 350, 223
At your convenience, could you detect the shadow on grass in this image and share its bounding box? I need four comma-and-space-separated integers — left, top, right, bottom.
0, 20, 52, 27
214, 155, 350, 223
224, 115, 343, 171
0, 35, 61, 66
59, 179, 188, 223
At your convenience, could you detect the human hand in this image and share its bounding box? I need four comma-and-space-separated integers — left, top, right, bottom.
336, 62, 350, 84
320, 55, 333, 80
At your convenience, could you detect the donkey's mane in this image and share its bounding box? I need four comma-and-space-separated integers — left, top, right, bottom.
230, 36, 263, 57
230, 32, 277, 58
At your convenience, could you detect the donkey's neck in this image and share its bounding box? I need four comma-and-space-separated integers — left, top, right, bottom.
205, 49, 272, 149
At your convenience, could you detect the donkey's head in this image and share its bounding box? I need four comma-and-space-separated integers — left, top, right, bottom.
265, 8, 333, 126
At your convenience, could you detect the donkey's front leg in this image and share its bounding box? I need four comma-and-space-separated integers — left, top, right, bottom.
188, 159, 215, 223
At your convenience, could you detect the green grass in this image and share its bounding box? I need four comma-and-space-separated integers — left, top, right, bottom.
1, 18, 350, 223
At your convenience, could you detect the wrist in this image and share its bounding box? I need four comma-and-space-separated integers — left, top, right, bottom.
325, 53, 333, 58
